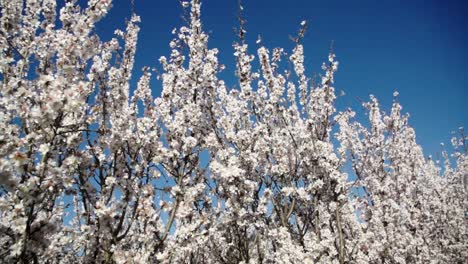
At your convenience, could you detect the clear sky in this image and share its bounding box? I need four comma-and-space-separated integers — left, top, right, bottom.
94, 0, 467, 157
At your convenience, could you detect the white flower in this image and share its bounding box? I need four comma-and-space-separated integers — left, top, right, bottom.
106, 176, 117, 185
282, 187, 295, 196
39, 144, 50, 155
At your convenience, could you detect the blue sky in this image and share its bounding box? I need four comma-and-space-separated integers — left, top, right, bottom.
95, 0, 467, 157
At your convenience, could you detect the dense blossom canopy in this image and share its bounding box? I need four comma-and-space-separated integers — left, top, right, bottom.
0, 0, 466, 263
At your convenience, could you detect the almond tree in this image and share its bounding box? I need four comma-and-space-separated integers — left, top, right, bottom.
0, 0, 466, 263
335, 96, 467, 263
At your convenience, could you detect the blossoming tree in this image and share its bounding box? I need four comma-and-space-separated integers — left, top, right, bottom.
0, 0, 466, 263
